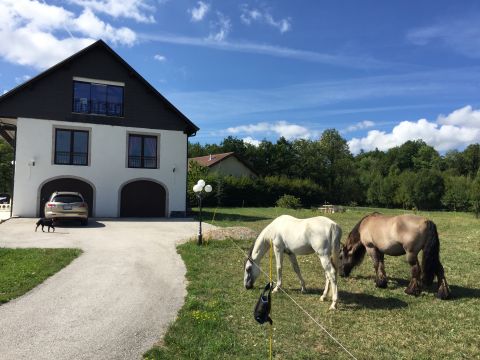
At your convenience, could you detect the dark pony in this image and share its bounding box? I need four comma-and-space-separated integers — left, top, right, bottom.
340, 213, 450, 299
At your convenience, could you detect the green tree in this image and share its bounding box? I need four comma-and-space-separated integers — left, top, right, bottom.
0, 138, 13, 194
470, 171, 480, 218
442, 176, 472, 211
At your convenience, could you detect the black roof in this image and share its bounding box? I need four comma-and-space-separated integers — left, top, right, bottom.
0, 40, 199, 136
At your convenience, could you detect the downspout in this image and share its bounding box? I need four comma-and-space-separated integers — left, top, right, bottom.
9, 125, 17, 218
186, 131, 197, 216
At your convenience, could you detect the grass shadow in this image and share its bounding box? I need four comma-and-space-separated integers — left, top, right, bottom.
288, 287, 408, 310
197, 210, 270, 223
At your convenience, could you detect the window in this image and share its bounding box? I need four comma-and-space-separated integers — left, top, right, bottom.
128, 134, 157, 168
73, 80, 124, 116
54, 129, 89, 166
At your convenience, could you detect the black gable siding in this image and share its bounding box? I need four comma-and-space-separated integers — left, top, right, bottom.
0, 45, 191, 133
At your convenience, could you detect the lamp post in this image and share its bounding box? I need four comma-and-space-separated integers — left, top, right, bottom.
193, 179, 212, 245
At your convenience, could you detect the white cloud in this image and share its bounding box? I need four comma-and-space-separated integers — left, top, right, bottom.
348, 106, 480, 154
69, 0, 156, 23
0, 0, 137, 70
407, 16, 480, 58
240, 5, 291, 33
189, 1, 209, 22
227, 121, 312, 140
73, 8, 136, 45
140, 32, 387, 69
242, 136, 261, 147
14, 75, 32, 84
344, 120, 375, 133
154, 54, 166, 62
208, 12, 231, 42
437, 105, 480, 128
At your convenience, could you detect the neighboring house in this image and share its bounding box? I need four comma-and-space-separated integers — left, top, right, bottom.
0, 40, 198, 218
189, 152, 258, 178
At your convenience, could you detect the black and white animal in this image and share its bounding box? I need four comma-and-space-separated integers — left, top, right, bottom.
35, 218, 55, 232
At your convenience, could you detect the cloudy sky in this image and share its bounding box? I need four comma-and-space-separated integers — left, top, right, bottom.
2, 0, 480, 153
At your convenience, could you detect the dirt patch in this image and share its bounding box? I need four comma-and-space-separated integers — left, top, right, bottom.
203, 226, 258, 241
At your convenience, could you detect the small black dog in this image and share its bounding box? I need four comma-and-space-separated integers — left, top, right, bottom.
35, 218, 55, 232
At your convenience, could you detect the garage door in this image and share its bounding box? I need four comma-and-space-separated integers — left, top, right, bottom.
120, 180, 166, 217
39, 178, 94, 217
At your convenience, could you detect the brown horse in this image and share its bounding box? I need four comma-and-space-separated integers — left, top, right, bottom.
339, 213, 450, 299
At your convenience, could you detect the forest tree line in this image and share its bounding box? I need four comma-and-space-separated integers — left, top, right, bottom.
189, 129, 480, 214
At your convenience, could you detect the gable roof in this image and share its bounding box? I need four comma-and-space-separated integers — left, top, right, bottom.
189, 152, 258, 176
0, 40, 199, 136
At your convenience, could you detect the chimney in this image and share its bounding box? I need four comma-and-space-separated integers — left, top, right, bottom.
209, 154, 212, 161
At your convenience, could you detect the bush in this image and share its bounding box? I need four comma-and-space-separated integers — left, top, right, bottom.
276, 194, 302, 209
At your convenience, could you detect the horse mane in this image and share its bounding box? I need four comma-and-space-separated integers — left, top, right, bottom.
345, 213, 381, 267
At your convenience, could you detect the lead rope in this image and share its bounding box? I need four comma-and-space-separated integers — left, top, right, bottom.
269, 238, 273, 360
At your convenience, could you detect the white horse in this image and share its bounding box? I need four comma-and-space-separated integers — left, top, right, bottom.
244, 215, 342, 310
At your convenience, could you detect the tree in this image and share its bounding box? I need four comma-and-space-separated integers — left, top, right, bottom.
318, 129, 356, 203
411, 169, 445, 210
470, 171, 480, 218
442, 176, 471, 211
0, 138, 13, 194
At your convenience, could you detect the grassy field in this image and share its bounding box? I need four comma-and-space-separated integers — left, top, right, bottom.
0, 248, 82, 304
146, 207, 480, 359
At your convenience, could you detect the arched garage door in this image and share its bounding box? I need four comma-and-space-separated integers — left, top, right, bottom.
120, 180, 166, 217
39, 178, 94, 217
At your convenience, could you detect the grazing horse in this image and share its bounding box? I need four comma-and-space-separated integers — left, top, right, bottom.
243, 215, 342, 310
339, 213, 450, 299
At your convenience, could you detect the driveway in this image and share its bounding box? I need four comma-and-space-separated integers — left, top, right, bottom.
0, 218, 214, 360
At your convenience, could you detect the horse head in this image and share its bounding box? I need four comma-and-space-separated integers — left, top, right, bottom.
339, 217, 367, 277
244, 246, 261, 289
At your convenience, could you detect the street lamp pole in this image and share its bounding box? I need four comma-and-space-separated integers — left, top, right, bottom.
193, 179, 212, 245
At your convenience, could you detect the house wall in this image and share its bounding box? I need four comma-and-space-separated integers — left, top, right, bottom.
13, 117, 187, 217
210, 156, 256, 178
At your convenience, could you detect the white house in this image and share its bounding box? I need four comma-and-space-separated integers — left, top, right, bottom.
0, 40, 198, 218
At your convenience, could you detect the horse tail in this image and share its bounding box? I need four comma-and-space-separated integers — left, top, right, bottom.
330, 223, 342, 273
422, 220, 440, 286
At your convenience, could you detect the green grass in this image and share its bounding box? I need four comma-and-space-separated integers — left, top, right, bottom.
146, 207, 480, 359
0, 248, 82, 304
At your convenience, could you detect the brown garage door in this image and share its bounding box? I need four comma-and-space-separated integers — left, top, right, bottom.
39, 178, 94, 217
120, 180, 166, 217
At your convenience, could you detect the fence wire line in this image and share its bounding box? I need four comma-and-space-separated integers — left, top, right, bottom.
228, 238, 358, 360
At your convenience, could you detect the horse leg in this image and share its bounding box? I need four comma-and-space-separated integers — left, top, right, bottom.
318, 254, 338, 310
288, 253, 307, 293
367, 248, 387, 288
320, 273, 330, 302
405, 252, 422, 296
272, 247, 284, 293
435, 261, 451, 300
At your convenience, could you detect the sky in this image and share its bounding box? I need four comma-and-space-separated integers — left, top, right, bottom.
2, 0, 480, 154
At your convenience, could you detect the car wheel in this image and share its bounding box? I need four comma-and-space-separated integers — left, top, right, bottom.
81, 218, 88, 226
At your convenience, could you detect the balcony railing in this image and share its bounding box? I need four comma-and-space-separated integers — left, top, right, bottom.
55, 151, 88, 166
128, 156, 157, 169
73, 99, 123, 117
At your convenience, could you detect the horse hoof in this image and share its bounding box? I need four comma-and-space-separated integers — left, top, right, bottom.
272, 286, 279, 293
404, 287, 421, 296
375, 279, 388, 288
320, 295, 326, 302
329, 303, 337, 310
301, 287, 307, 294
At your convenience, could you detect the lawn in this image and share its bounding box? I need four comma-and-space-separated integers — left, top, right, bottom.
0, 248, 82, 304
146, 207, 480, 359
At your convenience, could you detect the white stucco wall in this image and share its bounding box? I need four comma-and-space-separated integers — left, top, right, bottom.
13, 118, 187, 217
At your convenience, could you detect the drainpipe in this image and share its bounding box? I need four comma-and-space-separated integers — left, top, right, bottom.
10, 125, 17, 218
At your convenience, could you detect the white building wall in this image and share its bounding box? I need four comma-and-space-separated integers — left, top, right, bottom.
13, 118, 187, 217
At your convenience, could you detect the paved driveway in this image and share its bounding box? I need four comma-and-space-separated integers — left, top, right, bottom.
0, 218, 214, 360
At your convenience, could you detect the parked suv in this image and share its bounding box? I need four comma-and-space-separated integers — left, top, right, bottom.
44, 191, 88, 225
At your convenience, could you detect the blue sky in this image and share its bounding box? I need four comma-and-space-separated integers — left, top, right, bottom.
2, 0, 480, 153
